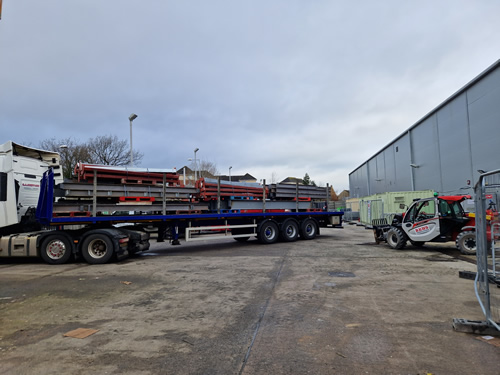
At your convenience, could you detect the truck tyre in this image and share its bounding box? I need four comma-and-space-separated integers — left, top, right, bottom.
257, 220, 279, 244
280, 219, 299, 242
40, 235, 72, 265
386, 227, 407, 249
456, 231, 476, 255
300, 218, 318, 240
81, 234, 115, 264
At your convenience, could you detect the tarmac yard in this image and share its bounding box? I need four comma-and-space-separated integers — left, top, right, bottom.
0, 224, 498, 374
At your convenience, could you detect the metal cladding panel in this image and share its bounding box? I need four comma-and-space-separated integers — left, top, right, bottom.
383, 147, 396, 192
349, 164, 369, 198
411, 115, 442, 191
436, 93, 473, 193
392, 135, 412, 191
370, 153, 385, 194
468, 67, 500, 181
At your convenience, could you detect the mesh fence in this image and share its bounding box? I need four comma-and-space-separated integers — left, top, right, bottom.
474, 171, 500, 330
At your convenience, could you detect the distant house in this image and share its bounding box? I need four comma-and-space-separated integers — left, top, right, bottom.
338, 190, 350, 200
218, 173, 257, 183
279, 177, 303, 185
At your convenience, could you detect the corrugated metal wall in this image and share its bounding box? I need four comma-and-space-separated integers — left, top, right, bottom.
349, 60, 500, 198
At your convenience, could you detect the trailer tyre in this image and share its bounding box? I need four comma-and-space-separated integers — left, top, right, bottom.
81, 234, 115, 264
456, 231, 476, 255
280, 219, 299, 242
300, 218, 318, 240
386, 227, 407, 250
40, 235, 72, 265
257, 221, 279, 244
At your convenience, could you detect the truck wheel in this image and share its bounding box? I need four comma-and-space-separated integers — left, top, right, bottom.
280, 219, 299, 242
257, 220, 279, 244
81, 234, 115, 264
300, 218, 318, 240
456, 231, 476, 255
386, 227, 407, 249
40, 235, 72, 264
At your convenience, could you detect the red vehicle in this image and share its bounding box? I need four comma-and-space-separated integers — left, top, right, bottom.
373, 195, 497, 255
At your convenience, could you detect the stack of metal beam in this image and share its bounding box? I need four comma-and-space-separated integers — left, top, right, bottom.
73, 163, 181, 186
268, 183, 329, 201
53, 176, 206, 216
197, 178, 267, 201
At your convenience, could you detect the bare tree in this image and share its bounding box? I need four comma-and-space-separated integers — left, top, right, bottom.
40, 137, 92, 179
196, 159, 219, 178
87, 135, 143, 166
271, 171, 278, 184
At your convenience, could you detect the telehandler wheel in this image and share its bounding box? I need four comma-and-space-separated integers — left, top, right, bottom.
81, 234, 115, 264
456, 231, 476, 255
280, 219, 299, 242
40, 235, 72, 265
386, 227, 407, 250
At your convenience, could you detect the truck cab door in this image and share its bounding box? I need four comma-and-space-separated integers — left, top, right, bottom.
402, 198, 441, 242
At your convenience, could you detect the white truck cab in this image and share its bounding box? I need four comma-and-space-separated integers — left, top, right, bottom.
0, 141, 63, 230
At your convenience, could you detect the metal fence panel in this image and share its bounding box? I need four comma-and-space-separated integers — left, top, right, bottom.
474, 170, 500, 331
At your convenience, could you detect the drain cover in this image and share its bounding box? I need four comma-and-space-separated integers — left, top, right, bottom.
328, 271, 355, 278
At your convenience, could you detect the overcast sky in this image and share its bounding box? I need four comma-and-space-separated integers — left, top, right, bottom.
0, 1, 499, 191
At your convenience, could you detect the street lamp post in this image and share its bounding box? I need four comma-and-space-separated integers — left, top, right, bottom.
194, 148, 199, 181
129, 113, 138, 166
229, 166, 232, 182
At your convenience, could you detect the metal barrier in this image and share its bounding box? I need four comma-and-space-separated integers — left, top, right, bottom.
344, 201, 359, 222
472, 170, 500, 331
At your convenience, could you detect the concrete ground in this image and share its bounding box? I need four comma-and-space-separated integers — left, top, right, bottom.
0, 224, 498, 375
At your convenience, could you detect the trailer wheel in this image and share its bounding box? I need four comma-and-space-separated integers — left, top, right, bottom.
456, 231, 476, 255
386, 227, 407, 249
40, 235, 72, 264
257, 221, 279, 244
280, 219, 299, 242
81, 234, 115, 264
300, 218, 318, 240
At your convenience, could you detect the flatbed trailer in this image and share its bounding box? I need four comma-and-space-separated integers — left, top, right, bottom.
0, 141, 343, 264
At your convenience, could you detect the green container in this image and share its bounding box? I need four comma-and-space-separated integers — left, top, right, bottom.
359, 190, 434, 226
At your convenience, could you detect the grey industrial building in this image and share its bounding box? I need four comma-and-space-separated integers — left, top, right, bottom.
349, 59, 500, 198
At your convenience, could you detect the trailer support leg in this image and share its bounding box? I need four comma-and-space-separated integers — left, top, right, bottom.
171, 224, 180, 245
